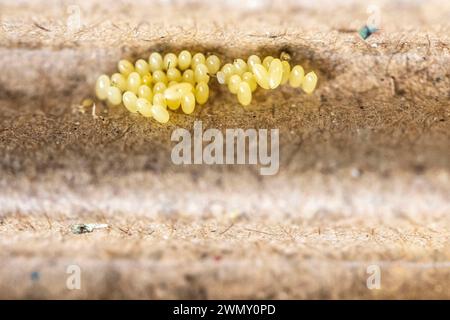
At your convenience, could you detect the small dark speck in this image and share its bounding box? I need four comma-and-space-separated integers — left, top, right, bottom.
34, 22, 51, 32
413, 164, 426, 174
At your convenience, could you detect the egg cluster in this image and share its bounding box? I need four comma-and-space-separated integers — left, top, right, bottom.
95, 51, 318, 123
95, 51, 220, 123
216, 54, 318, 106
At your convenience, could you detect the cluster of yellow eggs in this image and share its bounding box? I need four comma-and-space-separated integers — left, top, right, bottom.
95, 51, 219, 123
95, 51, 318, 123
216, 54, 317, 106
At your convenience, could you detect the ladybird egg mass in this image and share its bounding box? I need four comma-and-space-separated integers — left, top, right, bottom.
95, 51, 318, 124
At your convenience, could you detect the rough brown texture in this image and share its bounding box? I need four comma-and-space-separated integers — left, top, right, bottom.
0, 0, 449, 299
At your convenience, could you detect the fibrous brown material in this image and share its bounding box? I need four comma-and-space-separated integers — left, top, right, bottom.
0, 0, 449, 299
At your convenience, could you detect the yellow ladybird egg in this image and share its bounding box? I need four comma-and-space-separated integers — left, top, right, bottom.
118, 59, 134, 77
268, 58, 283, 89
151, 104, 170, 123
135, 59, 150, 76
191, 53, 206, 69
152, 93, 167, 109
182, 69, 196, 86
242, 72, 257, 92
111, 73, 127, 92
181, 92, 196, 114
247, 55, 261, 71
302, 71, 318, 94
237, 81, 252, 106
166, 98, 181, 110
289, 65, 304, 88
170, 82, 193, 93
167, 67, 182, 82
233, 58, 248, 76
95, 74, 110, 100
138, 85, 153, 101
178, 50, 192, 70
164, 82, 193, 100
281, 61, 291, 85
142, 73, 153, 86
206, 55, 221, 75
127, 72, 142, 94
228, 74, 241, 94
107, 86, 122, 105
152, 70, 168, 84
194, 64, 210, 83
262, 56, 274, 70
216, 71, 226, 84
195, 82, 209, 105
149, 52, 163, 72
136, 98, 153, 117
252, 64, 270, 89
153, 82, 167, 95
163, 53, 178, 70
123, 91, 138, 113
221, 63, 236, 84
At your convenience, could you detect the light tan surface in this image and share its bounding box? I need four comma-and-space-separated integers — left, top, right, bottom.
1, 214, 449, 299
0, 0, 449, 299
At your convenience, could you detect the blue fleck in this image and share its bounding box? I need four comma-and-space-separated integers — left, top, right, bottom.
359, 25, 378, 40
31, 271, 40, 281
